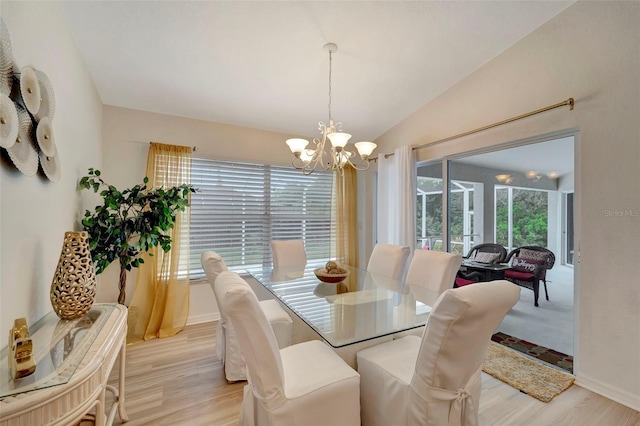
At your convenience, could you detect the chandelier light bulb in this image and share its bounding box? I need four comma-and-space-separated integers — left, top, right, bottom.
337, 151, 353, 167
327, 132, 352, 149
495, 174, 513, 184
354, 141, 377, 159
286, 138, 309, 155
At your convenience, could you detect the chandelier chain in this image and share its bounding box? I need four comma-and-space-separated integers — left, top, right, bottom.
328, 49, 332, 124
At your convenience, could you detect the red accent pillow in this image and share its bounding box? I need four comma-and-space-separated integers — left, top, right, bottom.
505, 269, 535, 280
455, 277, 477, 287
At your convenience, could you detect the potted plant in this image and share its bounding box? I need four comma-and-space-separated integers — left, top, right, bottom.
79, 168, 196, 304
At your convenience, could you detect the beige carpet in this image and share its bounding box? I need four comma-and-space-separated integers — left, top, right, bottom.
483, 341, 575, 402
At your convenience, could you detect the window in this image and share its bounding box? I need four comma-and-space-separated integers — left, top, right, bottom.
189, 157, 333, 279
495, 187, 549, 251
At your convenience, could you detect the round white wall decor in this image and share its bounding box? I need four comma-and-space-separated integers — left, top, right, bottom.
0, 19, 14, 96
36, 116, 56, 157
7, 104, 39, 176
40, 145, 61, 182
35, 70, 55, 121
19, 66, 41, 115
0, 92, 18, 148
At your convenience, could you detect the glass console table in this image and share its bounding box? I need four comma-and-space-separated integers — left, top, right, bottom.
1, 305, 110, 398
0, 303, 129, 426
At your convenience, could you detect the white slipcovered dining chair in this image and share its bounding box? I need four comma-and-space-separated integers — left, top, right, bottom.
405, 249, 462, 295
271, 239, 307, 268
201, 251, 292, 382
214, 270, 361, 426
357, 280, 520, 426
367, 243, 410, 281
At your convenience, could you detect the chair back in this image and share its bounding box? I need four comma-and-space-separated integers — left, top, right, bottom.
201, 251, 235, 368
213, 271, 284, 398
464, 243, 507, 264
409, 280, 520, 425
405, 250, 462, 294
201, 251, 228, 291
507, 246, 555, 272
367, 244, 410, 280
271, 240, 307, 268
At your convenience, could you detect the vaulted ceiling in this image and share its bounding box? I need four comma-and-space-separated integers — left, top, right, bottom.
61, 1, 573, 142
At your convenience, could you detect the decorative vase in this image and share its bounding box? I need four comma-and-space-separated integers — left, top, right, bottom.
50, 231, 97, 320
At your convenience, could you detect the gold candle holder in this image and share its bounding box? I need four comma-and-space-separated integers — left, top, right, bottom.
8, 317, 36, 379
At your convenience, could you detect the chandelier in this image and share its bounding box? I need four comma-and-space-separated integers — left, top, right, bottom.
286, 43, 377, 175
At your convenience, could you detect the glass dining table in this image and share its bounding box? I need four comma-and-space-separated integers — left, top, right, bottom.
245, 262, 441, 349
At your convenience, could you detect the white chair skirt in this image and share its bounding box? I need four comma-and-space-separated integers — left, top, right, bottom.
220, 299, 292, 382
357, 335, 482, 426
357, 335, 421, 426
240, 340, 360, 426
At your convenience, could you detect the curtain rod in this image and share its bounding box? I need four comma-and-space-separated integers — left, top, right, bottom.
373, 97, 574, 160
149, 141, 196, 152
123, 140, 196, 151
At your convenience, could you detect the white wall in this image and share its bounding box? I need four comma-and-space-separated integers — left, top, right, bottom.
0, 2, 103, 336
375, 2, 639, 410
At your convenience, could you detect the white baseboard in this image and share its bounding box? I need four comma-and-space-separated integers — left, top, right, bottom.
576, 373, 640, 412
187, 312, 220, 326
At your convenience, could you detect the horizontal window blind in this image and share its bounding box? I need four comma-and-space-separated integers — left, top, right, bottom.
189, 157, 333, 278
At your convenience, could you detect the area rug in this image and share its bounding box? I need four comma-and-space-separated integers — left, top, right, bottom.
483, 341, 575, 402
491, 331, 574, 373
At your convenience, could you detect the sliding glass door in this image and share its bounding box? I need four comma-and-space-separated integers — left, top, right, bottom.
413, 136, 575, 357
416, 162, 444, 251
564, 192, 575, 266
447, 176, 481, 255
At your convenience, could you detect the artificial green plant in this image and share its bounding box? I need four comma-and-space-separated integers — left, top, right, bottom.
79, 168, 196, 304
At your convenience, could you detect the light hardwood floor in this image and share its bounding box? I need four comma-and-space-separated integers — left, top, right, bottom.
107, 321, 640, 426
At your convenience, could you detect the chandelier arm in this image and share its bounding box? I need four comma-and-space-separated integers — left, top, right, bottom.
347, 158, 372, 171
343, 148, 371, 171
291, 158, 309, 170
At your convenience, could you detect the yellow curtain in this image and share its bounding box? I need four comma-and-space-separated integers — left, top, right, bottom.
332, 165, 359, 267
127, 142, 192, 344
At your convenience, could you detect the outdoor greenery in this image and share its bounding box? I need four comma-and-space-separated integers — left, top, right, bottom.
496, 188, 548, 247
416, 177, 443, 249
416, 193, 443, 244
79, 168, 196, 304
449, 190, 473, 238
416, 176, 548, 251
